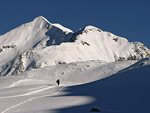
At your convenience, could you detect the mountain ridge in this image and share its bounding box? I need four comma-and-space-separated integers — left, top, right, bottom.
0, 16, 150, 76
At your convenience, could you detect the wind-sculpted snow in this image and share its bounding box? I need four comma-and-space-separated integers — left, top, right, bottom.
0, 16, 150, 76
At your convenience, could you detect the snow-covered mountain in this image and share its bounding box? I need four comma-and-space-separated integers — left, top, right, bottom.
1, 16, 150, 113
0, 16, 150, 76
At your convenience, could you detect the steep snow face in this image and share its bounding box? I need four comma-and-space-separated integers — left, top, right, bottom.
72, 25, 150, 61
0, 16, 150, 76
25, 25, 149, 69
0, 16, 73, 75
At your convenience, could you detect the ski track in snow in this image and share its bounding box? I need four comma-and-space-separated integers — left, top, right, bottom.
1, 86, 65, 113
0, 85, 54, 99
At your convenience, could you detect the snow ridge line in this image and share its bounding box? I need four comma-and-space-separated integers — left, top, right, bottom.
1, 86, 65, 113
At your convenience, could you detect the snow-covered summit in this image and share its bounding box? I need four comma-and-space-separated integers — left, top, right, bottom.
0, 16, 74, 75
0, 16, 150, 76
34, 16, 51, 24
81, 25, 102, 32
72, 25, 150, 61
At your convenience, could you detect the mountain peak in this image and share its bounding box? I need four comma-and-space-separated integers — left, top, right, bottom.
76, 25, 102, 35
0, 17, 150, 76
33, 16, 51, 25
83, 25, 101, 31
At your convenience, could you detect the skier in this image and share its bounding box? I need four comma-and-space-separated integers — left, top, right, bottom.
56, 79, 60, 86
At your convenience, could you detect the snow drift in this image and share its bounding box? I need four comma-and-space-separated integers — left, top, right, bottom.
0, 16, 150, 76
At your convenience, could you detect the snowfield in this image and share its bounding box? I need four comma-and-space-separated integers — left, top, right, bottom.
0, 59, 150, 113
0, 16, 150, 113
0, 60, 134, 113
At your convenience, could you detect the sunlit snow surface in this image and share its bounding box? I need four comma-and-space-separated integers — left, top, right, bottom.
0, 16, 150, 113
0, 59, 150, 113
0, 16, 150, 76
0, 60, 136, 113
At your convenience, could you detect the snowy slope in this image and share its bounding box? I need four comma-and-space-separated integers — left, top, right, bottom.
50, 58, 150, 113
0, 16, 73, 76
71, 25, 150, 61
0, 16, 150, 76
0, 16, 150, 113
0, 60, 134, 113
0, 59, 149, 113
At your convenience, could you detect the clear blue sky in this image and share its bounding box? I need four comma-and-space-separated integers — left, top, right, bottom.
0, 0, 150, 47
